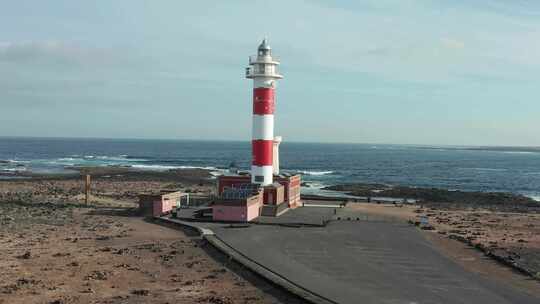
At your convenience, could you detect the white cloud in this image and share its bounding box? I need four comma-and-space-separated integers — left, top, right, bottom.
0, 41, 116, 65
440, 38, 465, 49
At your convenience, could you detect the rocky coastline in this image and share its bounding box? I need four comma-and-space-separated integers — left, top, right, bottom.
323, 183, 540, 212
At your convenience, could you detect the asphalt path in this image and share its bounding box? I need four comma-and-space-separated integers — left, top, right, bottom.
210, 208, 538, 304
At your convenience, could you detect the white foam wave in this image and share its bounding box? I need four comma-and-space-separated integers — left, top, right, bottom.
301, 182, 327, 189
46, 160, 76, 166
1, 167, 27, 172
131, 164, 219, 171
82, 155, 134, 161
55, 155, 145, 163
458, 167, 508, 172
500, 151, 536, 155
1, 159, 30, 164
58, 157, 77, 161
178, 165, 220, 170
522, 193, 540, 202
297, 170, 334, 176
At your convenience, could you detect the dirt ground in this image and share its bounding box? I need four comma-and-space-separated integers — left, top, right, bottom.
345, 202, 540, 296
0, 176, 301, 304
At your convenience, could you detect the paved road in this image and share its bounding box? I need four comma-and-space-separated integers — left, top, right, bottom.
209, 208, 538, 304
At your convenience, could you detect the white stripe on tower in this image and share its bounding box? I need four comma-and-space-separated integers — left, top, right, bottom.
252, 115, 274, 140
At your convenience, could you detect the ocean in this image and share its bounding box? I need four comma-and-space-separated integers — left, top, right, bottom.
1, 137, 539, 200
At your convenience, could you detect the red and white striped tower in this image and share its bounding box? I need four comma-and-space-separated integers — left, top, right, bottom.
246, 39, 283, 185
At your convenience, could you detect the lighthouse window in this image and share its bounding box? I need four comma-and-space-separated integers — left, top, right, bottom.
258, 64, 265, 73
254, 175, 264, 182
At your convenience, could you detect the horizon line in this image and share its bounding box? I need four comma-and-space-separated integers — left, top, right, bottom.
1, 135, 539, 149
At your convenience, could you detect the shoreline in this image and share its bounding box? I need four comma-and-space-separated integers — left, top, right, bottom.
2, 165, 539, 203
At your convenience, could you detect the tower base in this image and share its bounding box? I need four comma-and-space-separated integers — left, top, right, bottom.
217, 173, 301, 216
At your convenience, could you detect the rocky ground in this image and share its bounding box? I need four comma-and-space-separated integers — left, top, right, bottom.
325, 183, 540, 212
0, 169, 302, 304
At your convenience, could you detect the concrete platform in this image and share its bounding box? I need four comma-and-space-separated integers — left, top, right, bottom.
210, 212, 538, 303
161, 207, 539, 303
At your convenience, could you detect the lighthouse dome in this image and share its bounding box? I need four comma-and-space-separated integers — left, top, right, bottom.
257, 39, 272, 57
258, 39, 271, 50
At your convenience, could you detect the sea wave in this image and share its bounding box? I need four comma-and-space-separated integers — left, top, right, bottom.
83, 155, 141, 161
45, 158, 82, 166
1, 159, 30, 164
500, 151, 536, 155
522, 193, 540, 202
56, 155, 146, 163
131, 164, 219, 171
296, 170, 335, 176
58, 157, 77, 161
1, 167, 27, 172
301, 181, 328, 189
125, 155, 157, 160
458, 167, 508, 172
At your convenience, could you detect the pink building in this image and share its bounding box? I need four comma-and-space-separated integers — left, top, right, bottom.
212, 188, 263, 222
138, 191, 187, 217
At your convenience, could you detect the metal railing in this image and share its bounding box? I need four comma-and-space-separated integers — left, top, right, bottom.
249, 55, 280, 65
245, 67, 283, 78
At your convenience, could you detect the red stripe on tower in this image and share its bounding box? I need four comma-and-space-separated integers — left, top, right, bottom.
253, 88, 275, 115
252, 140, 273, 166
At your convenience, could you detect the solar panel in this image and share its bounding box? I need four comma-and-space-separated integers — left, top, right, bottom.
221, 183, 260, 200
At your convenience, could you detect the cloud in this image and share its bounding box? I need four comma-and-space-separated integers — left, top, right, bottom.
0, 41, 117, 65
364, 46, 391, 56
440, 38, 465, 49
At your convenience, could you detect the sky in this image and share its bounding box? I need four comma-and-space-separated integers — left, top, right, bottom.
1, 0, 539, 146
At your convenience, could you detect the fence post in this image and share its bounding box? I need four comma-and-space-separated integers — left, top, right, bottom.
85, 174, 91, 205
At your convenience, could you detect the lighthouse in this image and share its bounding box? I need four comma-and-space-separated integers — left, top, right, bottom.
213, 39, 301, 221
246, 39, 283, 185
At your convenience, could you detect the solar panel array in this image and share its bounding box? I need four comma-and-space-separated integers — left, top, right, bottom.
221, 183, 260, 200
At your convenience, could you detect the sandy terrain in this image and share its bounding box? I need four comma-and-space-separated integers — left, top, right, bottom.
0, 173, 301, 304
